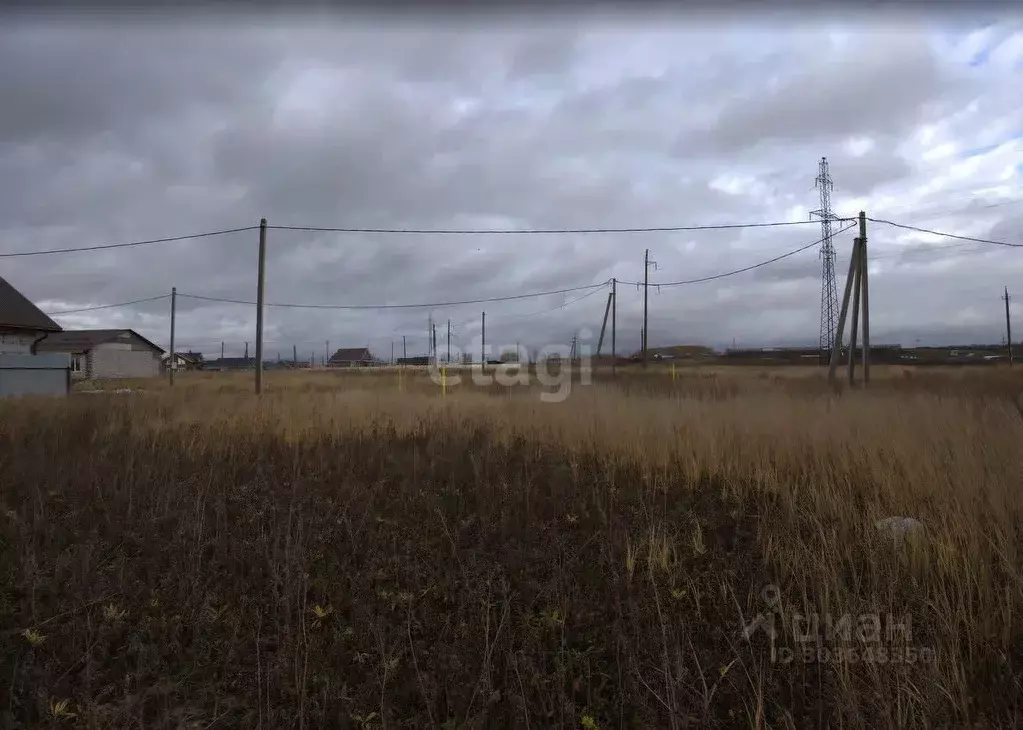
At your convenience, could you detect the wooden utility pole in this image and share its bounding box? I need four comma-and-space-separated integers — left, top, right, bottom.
245, 342, 249, 360
859, 211, 870, 384
641, 252, 658, 367
432, 324, 438, 365
1004, 287, 1013, 366
643, 249, 649, 367
828, 238, 861, 384
481, 311, 486, 371
254, 218, 267, 395
427, 316, 433, 364
596, 291, 612, 357
221, 341, 225, 361
447, 320, 451, 364
390, 341, 394, 365
611, 278, 617, 373
847, 237, 863, 386
293, 344, 298, 366
828, 211, 870, 387
169, 286, 177, 386
402, 335, 407, 360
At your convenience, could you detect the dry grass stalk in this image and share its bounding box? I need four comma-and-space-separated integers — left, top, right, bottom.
1, 365, 1021, 727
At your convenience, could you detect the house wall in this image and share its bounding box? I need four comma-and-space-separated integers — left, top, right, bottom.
0, 329, 44, 355
0, 353, 69, 398
88, 342, 161, 379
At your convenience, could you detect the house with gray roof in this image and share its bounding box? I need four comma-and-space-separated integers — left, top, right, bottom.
327, 347, 378, 367
36, 329, 164, 380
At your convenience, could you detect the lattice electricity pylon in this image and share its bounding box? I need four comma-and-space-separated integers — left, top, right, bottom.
810, 157, 839, 363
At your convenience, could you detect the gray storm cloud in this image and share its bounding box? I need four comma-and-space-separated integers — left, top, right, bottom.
1, 12, 1021, 358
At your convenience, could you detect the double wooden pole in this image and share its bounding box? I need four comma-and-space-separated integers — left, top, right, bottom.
828, 211, 870, 387
596, 291, 613, 356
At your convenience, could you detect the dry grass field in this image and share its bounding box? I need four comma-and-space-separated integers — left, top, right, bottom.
2, 365, 1022, 728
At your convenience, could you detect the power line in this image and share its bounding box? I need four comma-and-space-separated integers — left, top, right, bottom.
0, 226, 259, 258
177, 280, 610, 311
868, 218, 1023, 248
44, 294, 171, 316
869, 241, 992, 262
267, 219, 839, 235
488, 283, 609, 323
618, 222, 858, 287
0, 218, 847, 259
872, 194, 1021, 223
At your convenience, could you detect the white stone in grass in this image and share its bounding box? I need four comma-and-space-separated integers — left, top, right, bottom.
874, 516, 924, 542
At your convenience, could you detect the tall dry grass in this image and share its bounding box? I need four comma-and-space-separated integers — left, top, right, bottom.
2, 366, 1022, 728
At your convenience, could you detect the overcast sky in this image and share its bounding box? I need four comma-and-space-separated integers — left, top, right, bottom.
2, 9, 1022, 359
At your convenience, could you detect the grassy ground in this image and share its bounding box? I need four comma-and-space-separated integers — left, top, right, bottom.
2, 366, 1022, 728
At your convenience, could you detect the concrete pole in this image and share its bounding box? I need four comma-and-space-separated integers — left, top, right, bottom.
254, 218, 267, 395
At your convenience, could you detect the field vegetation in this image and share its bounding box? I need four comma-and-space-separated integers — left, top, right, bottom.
2, 365, 1022, 728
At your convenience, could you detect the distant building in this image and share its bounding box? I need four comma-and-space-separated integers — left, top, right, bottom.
328, 347, 377, 367
206, 357, 255, 371
162, 351, 203, 371
36, 329, 164, 380
396, 356, 429, 366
